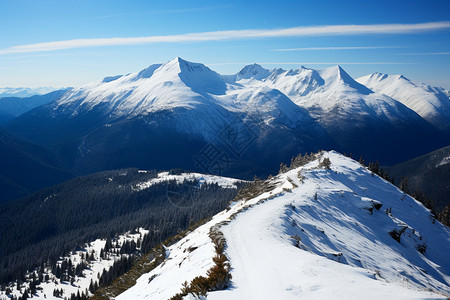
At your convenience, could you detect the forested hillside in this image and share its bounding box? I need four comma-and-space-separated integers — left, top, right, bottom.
0, 168, 244, 284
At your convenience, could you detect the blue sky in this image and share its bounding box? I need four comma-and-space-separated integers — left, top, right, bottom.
0, 0, 449, 88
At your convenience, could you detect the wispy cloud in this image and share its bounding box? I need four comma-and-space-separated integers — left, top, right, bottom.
1, 21, 449, 55
208, 62, 417, 66
398, 52, 450, 55
86, 4, 236, 20
144, 4, 236, 14
273, 46, 400, 51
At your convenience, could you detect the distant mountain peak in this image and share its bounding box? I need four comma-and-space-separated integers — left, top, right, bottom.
394, 74, 410, 82
319, 65, 373, 94
364, 72, 411, 84
161, 57, 213, 74
236, 63, 271, 80
367, 72, 389, 81
356, 71, 450, 129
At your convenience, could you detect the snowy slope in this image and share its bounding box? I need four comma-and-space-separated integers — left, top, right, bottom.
357, 72, 450, 129
117, 151, 450, 299
134, 171, 241, 191
0, 229, 148, 300
55, 57, 226, 117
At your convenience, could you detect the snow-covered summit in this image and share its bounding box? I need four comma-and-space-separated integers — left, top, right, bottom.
55, 57, 228, 119
117, 151, 450, 299
244, 65, 426, 128
235, 63, 271, 81
357, 72, 450, 129
318, 65, 373, 95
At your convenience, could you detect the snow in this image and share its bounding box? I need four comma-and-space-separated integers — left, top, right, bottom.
437, 156, 450, 167
56, 57, 226, 118
234, 63, 271, 81
210, 152, 449, 299
116, 152, 450, 299
357, 72, 450, 129
48, 57, 440, 143
0, 229, 148, 300
134, 171, 243, 191
264, 65, 424, 127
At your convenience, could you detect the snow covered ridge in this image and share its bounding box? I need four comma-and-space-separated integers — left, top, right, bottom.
134, 171, 242, 191
118, 151, 449, 300
0, 229, 148, 300
357, 72, 450, 129
51, 57, 450, 131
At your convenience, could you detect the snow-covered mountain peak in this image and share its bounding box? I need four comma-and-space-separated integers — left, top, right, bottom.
158, 57, 213, 74
261, 66, 324, 98
235, 63, 271, 81
318, 65, 373, 95
357, 72, 450, 128
362, 72, 411, 85
364, 72, 389, 81
152, 57, 227, 95
395, 74, 409, 81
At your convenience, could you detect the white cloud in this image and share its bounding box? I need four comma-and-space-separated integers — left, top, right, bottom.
272, 46, 399, 51
398, 52, 450, 55
0, 21, 449, 55
208, 62, 416, 66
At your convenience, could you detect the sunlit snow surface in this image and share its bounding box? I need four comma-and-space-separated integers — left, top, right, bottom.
134, 171, 241, 191
357, 72, 450, 129
119, 152, 449, 300
50, 57, 450, 142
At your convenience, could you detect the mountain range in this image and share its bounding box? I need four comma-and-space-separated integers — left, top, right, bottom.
0, 87, 59, 99
357, 72, 450, 130
2, 58, 449, 187
0, 89, 69, 123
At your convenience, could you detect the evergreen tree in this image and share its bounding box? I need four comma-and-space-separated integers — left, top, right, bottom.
89, 279, 95, 294
400, 178, 409, 193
